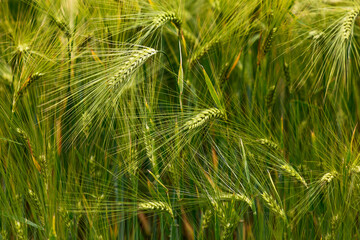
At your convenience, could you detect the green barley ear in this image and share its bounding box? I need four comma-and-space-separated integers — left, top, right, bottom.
342, 8, 360, 41
320, 171, 336, 185
188, 38, 220, 67
266, 85, 276, 117
221, 221, 234, 240
217, 62, 230, 88
10, 44, 30, 71
330, 214, 339, 239
210, 199, 238, 240
260, 192, 286, 221
107, 47, 157, 91
127, 147, 138, 177
14, 221, 24, 240
351, 165, 360, 174
200, 208, 213, 235
153, 12, 182, 30
13, 72, 44, 111
15, 128, 42, 171
49, 15, 71, 38
16, 128, 28, 140
280, 164, 307, 187
218, 193, 253, 209
143, 123, 159, 177
15, 194, 22, 211
258, 138, 279, 151
59, 207, 73, 229
211, 200, 238, 234
17, 72, 44, 98
184, 108, 225, 130
263, 27, 277, 55
308, 30, 325, 45
138, 201, 173, 217
283, 62, 292, 92
28, 189, 45, 226
81, 111, 91, 139
38, 155, 49, 190
89, 156, 98, 178
182, 28, 199, 45
0, 230, 7, 240
77, 35, 93, 52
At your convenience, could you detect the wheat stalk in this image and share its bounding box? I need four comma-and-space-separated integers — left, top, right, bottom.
138, 201, 173, 217
184, 108, 225, 130
107, 47, 157, 90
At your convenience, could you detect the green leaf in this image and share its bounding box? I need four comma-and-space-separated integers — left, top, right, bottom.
1, 213, 44, 230
178, 63, 183, 95
0, 136, 22, 145
201, 65, 223, 110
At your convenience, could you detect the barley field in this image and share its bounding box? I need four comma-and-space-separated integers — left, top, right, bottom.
1, 0, 360, 239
